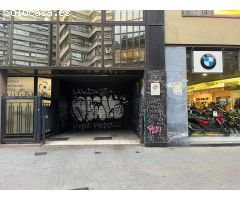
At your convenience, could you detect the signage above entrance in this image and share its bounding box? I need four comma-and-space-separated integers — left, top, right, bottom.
193, 51, 223, 73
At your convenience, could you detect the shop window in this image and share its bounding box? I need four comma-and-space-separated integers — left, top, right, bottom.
187, 49, 240, 137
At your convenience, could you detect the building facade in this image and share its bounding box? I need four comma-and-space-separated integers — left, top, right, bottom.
0, 10, 239, 146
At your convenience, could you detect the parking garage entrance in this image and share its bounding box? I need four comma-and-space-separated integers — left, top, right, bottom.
45, 70, 144, 145
1, 70, 144, 144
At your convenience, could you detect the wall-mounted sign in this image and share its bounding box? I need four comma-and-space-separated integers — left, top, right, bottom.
173, 82, 182, 95
151, 82, 160, 96
7, 77, 34, 96
193, 51, 223, 73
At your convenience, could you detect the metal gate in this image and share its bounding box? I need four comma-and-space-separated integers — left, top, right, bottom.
1, 96, 55, 144
41, 98, 55, 144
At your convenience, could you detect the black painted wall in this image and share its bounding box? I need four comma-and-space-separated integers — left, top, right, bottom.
144, 11, 167, 146
144, 70, 167, 146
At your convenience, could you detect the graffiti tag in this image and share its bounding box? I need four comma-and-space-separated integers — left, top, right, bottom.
147, 125, 161, 135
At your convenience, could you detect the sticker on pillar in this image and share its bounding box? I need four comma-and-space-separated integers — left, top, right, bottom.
173, 82, 182, 95
151, 82, 160, 96
193, 51, 223, 73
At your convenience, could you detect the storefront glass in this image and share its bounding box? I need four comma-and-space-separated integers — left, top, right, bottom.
187, 49, 240, 137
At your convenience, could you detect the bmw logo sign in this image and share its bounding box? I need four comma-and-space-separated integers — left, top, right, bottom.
200, 54, 217, 70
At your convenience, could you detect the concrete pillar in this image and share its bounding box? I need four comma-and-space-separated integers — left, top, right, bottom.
0, 70, 7, 141
165, 47, 188, 146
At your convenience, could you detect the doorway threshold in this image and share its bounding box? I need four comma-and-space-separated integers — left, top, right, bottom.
44, 130, 140, 146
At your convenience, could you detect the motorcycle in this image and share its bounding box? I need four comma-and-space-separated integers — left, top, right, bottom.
188, 106, 230, 136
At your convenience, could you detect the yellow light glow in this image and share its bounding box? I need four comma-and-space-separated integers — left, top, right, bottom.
214, 10, 240, 16
188, 77, 240, 92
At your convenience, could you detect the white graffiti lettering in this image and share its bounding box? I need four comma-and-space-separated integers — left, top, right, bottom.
72, 88, 128, 123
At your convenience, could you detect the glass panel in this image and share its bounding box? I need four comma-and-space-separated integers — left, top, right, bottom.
51, 24, 57, 66
38, 78, 52, 98
13, 24, 55, 67
108, 25, 145, 67
59, 10, 101, 22
0, 10, 11, 21
187, 49, 240, 137
0, 23, 10, 65
13, 10, 56, 21
59, 24, 102, 67
106, 10, 143, 21
7, 77, 34, 96
104, 27, 113, 67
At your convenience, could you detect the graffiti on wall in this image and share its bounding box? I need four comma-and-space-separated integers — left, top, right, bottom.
72, 88, 128, 130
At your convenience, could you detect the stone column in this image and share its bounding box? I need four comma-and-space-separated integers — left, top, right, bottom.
165, 47, 188, 146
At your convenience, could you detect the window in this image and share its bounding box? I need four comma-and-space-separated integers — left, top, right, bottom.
106, 10, 143, 21
31, 62, 46, 66
14, 29, 30, 36
31, 43, 47, 49
31, 53, 48, 59
0, 23, 10, 65
13, 50, 30, 57
187, 49, 240, 137
59, 10, 101, 22
13, 60, 30, 66
13, 40, 30, 47
31, 33, 48, 41
105, 26, 145, 67
72, 52, 86, 61
30, 24, 49, 32
59, 25, 102, 67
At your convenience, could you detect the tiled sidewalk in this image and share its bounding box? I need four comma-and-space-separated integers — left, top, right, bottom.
0, 145, 240, 189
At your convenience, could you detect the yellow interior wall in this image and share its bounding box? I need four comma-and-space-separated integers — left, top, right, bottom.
188, 88, 231, 109
165, 11, 240, 45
